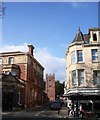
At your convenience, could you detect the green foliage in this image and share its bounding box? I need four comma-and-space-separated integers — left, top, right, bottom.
55, 80, 64, 97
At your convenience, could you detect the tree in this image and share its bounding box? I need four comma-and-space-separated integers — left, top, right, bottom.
55, 80, 64, 97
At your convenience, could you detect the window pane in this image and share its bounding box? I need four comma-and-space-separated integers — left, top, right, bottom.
0, 58, 2, 64
71, 51, 76, 64
9, 57, 14, 64
93, 33, 97, 41
77, 50, 83, 62
92, 49, 98, 61
72, 70, 77, 85
78, 70, 84, 85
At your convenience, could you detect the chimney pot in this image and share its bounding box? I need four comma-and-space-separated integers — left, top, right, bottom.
27, 44, 34, 56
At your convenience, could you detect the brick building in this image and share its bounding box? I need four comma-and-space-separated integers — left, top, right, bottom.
46, 74, 55, 101
0, 44, 45, 110
65, 28, 100, 113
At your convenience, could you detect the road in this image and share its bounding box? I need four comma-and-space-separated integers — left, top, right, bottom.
1, 103, 99, 120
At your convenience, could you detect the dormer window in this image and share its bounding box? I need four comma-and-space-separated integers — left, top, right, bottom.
93, 33, 97, 41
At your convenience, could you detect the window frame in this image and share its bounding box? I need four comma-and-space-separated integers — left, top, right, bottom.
72, 70, 77, 86
0, 58, 2, 64
77, 50, 83, 63
78, 69, 84, 85
93, 33, 97, 41
8, 57, 14, 64
93, 70, 100, 85
71, 51, 76, 64
91, 49, 98, 62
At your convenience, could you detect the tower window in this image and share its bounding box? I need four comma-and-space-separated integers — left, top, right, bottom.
77, 50, 83, 62
71, 51, 76, 64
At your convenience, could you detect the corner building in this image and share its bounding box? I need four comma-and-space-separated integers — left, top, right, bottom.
65, 28, 100, 113
0, 44, 44, 110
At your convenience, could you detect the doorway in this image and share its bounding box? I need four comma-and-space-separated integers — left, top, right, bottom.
2, 92, 13, 111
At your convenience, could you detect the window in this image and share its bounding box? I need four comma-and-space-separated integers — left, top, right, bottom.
9, 57, 14, 64
93, 33, 97, 41
78, 69, 84, 85
93, 70, 100, 84
92, 49, 98, 61
72, 70, 77, 86
34, 90, 37, 100
29, 89, 32, 102
0, 58, 2, 64
77, 50, 83, 62
71, 51, 76, 64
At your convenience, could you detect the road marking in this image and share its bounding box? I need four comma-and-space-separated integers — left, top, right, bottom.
35, 110, 44, 116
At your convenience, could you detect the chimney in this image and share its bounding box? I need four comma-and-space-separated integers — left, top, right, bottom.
27, 44, 34, 56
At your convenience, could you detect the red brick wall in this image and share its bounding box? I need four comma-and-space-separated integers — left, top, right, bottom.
46, 74, 55, 101
18, 64, 27, 80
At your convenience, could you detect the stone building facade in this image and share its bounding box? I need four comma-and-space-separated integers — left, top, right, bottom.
0, 44, 45, 110
46, 74, 55, 101
65, 28, 100, 112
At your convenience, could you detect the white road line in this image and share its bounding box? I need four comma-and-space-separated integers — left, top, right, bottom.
35, 110, 44, 116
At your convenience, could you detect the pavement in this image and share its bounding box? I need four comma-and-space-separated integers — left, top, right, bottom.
1, 103, 100, 120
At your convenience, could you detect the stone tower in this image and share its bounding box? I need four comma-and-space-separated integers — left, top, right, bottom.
46, 74, 55, 101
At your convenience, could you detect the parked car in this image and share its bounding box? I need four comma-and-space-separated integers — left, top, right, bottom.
50, 101, 61, 110
56, 99, 64, 107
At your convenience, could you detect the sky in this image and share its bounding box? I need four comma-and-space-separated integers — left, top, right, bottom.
0, 2, 99, 83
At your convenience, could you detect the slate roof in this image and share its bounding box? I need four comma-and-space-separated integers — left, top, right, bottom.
71, 28, 89, 44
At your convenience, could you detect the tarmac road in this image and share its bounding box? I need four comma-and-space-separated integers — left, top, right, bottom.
1, 103, 100, 120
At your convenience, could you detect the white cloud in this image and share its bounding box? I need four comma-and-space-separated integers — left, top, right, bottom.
35, 47, 66, 83
0, 43, 28, 52
0, 43, 66, 83
70, 2, 89, 8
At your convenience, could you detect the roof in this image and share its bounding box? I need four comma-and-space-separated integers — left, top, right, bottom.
83, 34, 90, 43
72, 28, 85, 43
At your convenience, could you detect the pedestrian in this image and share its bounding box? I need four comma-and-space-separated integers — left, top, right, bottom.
79, 104, 84, 118
57, 107, 60, 114
67, 106, 70, 116
67, 105, 74, 116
